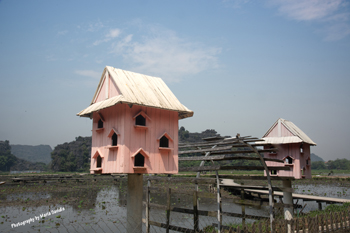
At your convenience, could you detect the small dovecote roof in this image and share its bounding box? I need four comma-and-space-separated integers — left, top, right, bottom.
77, 66, 193, 119
262, 118, 316, 145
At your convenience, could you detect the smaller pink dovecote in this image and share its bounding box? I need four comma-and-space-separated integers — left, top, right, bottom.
77, 66, 193, 174
261, 118, 316, 179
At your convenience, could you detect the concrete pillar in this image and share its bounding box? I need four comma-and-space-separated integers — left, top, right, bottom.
283, 179, 293, 233
127, 174, 144, 233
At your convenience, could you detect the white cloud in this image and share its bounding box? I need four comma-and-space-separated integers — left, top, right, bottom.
75, 70, 101, 79
269, 0, 343, 21
93, 28, 121, 46
268, 0, 350, 40
107, 29, 121, 38
323, 22, 350, 41
111, 27, 221, 82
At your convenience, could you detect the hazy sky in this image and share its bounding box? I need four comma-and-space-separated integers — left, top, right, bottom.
1, 0, 349, 161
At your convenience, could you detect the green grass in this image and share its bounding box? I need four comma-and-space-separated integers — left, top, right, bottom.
312, 169, 350, 175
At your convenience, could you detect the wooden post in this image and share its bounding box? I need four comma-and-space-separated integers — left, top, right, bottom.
326, 212, 330, 233
166, 188, 171, 233
265, 220, 269, 233
330, 212, 334, 231
320, 214, 325, 233
251, 222, 256, 233
318, 202, 322, 210
241, 182, 246, 230
193, 190, 199, 232
259, 221, 262, 233
196, 145, 216, 208
216, 170, 222, 233
244, 141, 274, 232
282, 179, 293, 233
146, 179, 150, 233
127, 174, 143, 233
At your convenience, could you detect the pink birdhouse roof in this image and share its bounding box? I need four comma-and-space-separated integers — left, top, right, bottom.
77, 66, 193, 119
262, 118, 316, 145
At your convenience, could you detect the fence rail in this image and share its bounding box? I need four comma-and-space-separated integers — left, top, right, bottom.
144, 181, 350, 233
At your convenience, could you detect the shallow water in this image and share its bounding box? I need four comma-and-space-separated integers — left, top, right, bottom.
1, 180, 349, 232
292, 182, 350, 213
0, 183, 270, 232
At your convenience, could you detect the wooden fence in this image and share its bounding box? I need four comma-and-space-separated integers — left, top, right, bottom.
144, 184, 350, 233
144, 185, 269, 233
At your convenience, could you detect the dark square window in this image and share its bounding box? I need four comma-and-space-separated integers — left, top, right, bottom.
98, 119, 103, 129
97, 155, 102, 168
134, 153, 145, 167
135, 115, 146, 126
112, 133, 118, 146
159, 136, 169, 147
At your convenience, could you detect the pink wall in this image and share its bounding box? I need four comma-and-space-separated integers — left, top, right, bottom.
266, 123, 294, 137
90, 103, 179, 174
94, 73, 121, 103
263, 121, 312, 179
264, 143, 312, 179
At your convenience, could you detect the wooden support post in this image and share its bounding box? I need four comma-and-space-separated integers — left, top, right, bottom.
326, 212, 330, 233
283, 179, 293, 233
127, 174, 143, 233
146, 179, 150, 233
193, 190, 199, 232
196, 145, 216, 208
241, 182, 246, 230
244, 141, 274, 233
318, 202, 322, 210
330, 212, 334, 231
166, 188, 171, 233
216, 170, 222, 233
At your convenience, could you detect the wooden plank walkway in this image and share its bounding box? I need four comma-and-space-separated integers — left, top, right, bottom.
220, 179, 350, 204
245, 189, 350, 203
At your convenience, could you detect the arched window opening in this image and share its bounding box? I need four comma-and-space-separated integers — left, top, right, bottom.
134, 153, 145, 167
271, 170, 277, 175
112, 133, 118, 146
98, 119, 104, 129
135, 115, 146, 126
96, 155, 102, 168
159, 136, 169, 147
285, 156, 293, 164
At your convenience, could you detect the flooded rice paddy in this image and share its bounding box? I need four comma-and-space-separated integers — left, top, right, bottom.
0, 176, 349, 232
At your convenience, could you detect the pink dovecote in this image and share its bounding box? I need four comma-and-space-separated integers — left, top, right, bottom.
261, 118, 316, 179
77, 66, 193, 174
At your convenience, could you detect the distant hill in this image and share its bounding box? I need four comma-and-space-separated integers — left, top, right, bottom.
0, 141, 48, 171
310, 153, 324, 162
11, 144, 52, 164
51, 136, 91, 172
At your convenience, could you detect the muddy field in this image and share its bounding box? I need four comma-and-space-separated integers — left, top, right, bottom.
1, 174, 350, 232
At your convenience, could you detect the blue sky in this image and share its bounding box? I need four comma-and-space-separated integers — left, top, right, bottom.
0, 0, 350, 161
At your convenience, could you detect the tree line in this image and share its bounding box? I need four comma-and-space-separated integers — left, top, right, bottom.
3, 126, 347, 173
312, 159, 350, 170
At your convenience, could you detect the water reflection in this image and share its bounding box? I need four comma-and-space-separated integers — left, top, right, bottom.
2, 181, 347, 232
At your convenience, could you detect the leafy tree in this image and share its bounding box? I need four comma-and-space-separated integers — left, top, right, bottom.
0, 141, 17, 171
51, 136, 91, 172
311, 161, 326, 170
327, 159, 350, 170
